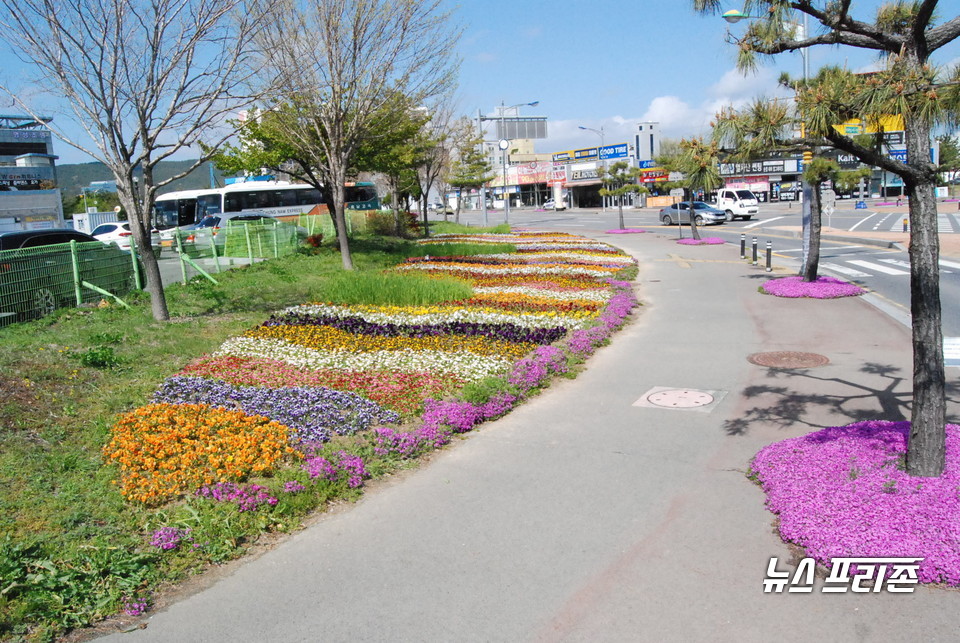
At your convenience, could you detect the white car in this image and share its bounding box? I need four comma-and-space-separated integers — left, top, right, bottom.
542, 199, 566, 211
91, 222, 161, 254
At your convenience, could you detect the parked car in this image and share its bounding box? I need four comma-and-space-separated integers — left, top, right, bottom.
658, 202, 727, 226
91, 221, 162, 255
542, 199, 566, 211
430, 202, 454, 215
0, 229, 135, 323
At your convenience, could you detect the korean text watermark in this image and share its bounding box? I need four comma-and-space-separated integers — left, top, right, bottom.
763, 556, 922, 593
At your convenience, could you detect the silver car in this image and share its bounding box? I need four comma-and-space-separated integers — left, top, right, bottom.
659, 201, 727, 226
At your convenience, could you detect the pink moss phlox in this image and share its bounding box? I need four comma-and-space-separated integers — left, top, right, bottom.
761, 275, 865, 299
195, 482, 278, 512
302, 451, 368, 488
752, 420, 960, 585
421, 392, 520, 435
677, 237, 724, 245
509, 345, 568, 392
372, 424, 451, 458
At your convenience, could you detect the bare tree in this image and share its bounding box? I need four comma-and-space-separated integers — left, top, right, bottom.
257, 0, 460, 270
0, 0, 269, 321
415, 98, 458, 235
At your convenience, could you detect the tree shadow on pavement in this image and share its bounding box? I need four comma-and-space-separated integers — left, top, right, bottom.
724, 362, 960, 436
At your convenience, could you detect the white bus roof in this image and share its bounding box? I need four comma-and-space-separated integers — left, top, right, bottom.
155, 188, 211, 201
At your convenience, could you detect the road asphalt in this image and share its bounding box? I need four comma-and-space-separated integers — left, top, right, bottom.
100, 225, 960, 642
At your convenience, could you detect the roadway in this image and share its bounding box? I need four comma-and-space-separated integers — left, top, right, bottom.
446, 199, 960, 337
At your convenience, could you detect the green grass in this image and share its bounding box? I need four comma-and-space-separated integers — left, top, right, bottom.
404, 243, 517, 257
0, 236, 497, 641
314, 271, 473, 306
0, 227, 531, 640
428, 221, 511, 235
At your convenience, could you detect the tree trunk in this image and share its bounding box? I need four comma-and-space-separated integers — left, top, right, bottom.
904, 118, 945, 476
329, 175, 354, 270
618, 197, 625, 230
688, 188, 700, 241
801, 181, 822, 282
119, 169, 169, 321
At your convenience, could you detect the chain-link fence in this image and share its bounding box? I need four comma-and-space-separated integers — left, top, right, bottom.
0, 240, 138, 326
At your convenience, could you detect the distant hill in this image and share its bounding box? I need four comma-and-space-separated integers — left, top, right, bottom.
56, 160, 229, 198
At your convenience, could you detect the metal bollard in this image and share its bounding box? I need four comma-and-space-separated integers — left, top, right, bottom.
765, 240, 772, 272
740, 233, 746, 259
751, 237, 758, 265
903, 218, 909, 232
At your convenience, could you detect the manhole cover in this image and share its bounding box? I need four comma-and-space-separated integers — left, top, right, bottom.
646, 389, 715, 408
747, 351, 830, 369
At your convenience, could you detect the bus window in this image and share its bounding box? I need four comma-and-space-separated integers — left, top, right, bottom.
296, 188, 323, 205
153, 200, 179, 229
196, 193, 223, 219
344, 184, 379, 209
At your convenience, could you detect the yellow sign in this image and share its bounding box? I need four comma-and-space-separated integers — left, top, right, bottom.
833, 115, 904, 136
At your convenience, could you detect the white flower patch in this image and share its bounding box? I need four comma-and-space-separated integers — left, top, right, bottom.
397, 262, 617, 278
216, 337, 513, 382
281, 303, 594, 330
472, 286, 613, 302
481, 252, 634, 266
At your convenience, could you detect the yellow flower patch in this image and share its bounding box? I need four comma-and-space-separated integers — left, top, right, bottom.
244, 324, 537, 360
103, 403, 293, 506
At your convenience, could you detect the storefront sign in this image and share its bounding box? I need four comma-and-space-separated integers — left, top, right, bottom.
599, 143, 629, 160
889, 149, 908, 163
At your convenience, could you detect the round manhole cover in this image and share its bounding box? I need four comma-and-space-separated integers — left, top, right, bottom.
646, 389, 715, 408
747, 351, 830, 369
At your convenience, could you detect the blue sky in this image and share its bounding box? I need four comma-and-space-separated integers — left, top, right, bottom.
21, 1, 960, 165
455, 1, 960, 157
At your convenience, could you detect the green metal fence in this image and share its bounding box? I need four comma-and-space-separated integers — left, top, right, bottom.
0, 241, 137, 326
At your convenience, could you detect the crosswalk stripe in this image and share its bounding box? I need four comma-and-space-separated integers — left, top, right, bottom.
821, 262, 871, 277
848, 259, 909, 275
940, 259, 960, 270
879, 259, 913, 270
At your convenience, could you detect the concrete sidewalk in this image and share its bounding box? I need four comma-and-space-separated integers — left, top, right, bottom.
102, 229, 960, 642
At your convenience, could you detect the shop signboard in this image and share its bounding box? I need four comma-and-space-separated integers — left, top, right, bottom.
889, 149, 908, 163
516, 161, 550, 185
599, 143, 629, 160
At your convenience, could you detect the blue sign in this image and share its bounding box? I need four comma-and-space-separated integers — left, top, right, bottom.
889, 149, 908, 162
637, 160, 657, 169
599, 143, 629, 160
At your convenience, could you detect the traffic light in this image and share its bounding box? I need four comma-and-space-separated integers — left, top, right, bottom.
802, 149, 813, 164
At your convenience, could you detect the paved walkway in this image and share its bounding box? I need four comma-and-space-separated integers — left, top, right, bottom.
101, 228, 960, 642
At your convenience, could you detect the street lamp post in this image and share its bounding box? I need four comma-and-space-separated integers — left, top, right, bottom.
497, 100, 538, 223
723, 6, 813, 270
578, 125, 605, 210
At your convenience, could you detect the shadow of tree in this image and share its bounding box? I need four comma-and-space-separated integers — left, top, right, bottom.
724, 361, 960, 436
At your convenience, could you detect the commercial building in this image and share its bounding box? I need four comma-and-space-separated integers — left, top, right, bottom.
0, 114, 64, 232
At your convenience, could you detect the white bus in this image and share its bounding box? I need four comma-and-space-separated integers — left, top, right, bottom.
194, 181, 328, 224
153, 189, 207, 230
153, 181, 329, 231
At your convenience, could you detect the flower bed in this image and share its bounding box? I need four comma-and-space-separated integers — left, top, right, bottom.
105, 231, 637, 523
761, 275, 865, 299
677, 237, 724, 245
752, 421, 960, 585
